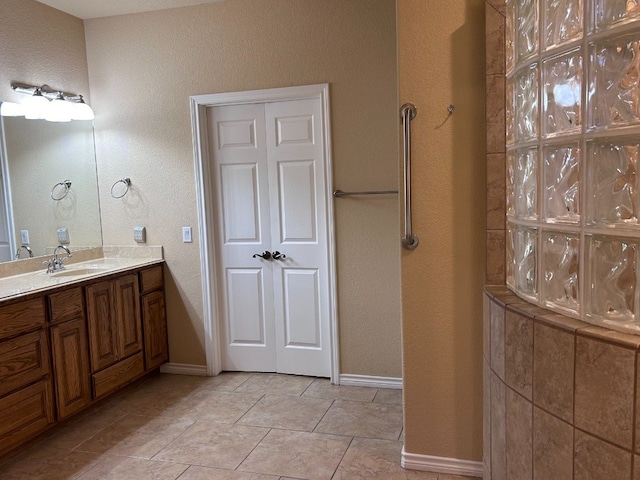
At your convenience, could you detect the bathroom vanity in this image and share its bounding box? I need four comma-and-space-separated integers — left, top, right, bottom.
0, 247, 168, 458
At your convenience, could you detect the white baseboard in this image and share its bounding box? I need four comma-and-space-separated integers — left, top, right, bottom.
159, 363, 208, 376
401, 449, 483, 477
338, 374, 402, 389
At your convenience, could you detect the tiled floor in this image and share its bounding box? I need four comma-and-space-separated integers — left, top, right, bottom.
0, 372, 480, 480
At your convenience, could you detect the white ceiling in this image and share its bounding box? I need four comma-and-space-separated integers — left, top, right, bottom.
35, 0, 226, 19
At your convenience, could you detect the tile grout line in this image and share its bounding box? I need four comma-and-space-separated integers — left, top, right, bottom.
329, 435, 355, 480
311, 399, 336, 433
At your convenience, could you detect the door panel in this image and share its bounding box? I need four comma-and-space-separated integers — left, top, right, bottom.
282, 268, 321, 348
226, 268, 267, 345
220, 164, 261, 242
277, 160, 317, 242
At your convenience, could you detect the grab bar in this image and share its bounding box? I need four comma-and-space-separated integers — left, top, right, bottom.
333, 189, 398, 197
401, 103, 419, 250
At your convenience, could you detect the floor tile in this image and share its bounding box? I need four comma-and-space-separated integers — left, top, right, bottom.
237, 394, 332, 431
238, 429, 351, 480
233, 373, 314, 396
0, 446, 103, 480
373, 388, 403, 405
76, 455, 188, 479
74, 414, 195, 458
302, 378, 377, 402
154, 421, 269, 469
333, 438, 438, 480
315, 400, 403, 440
179, 465, 279, 479
40, 401, 129, 450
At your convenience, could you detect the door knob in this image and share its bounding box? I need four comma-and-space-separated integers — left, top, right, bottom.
252, 251, 272, 260
272, 251, 286, 260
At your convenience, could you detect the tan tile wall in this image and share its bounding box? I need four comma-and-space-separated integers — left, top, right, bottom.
485, 1, 506, 285
484, 287, 640, 479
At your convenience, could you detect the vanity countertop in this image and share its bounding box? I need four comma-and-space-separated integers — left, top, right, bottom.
0, 246, 163, 302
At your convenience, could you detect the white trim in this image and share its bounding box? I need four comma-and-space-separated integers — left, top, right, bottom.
0, 118, 16, 259
159, 363, 208, 376
401, 450, 483, 477
338, 374, 403, 389
190, 84, 339, 382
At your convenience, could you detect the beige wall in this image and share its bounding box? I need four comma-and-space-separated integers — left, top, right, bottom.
83, 0, 402, 374
398, 0, 486, 462
0, 0, 89, 104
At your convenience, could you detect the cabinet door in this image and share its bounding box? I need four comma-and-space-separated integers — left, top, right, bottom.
86, 280, 118, 372
142, 290, 168, 371
50, 318, 91, 419
115, 274, 142, 359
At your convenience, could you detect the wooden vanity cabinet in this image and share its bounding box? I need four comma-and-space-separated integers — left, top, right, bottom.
140, 266, 169, 371
48, 287, 91, 419
86, 274, 144, 398
0, 297, 54, 457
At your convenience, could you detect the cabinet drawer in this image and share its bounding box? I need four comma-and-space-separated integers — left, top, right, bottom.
140, 265, 163, 294
0, 330, 50, 397
48, 287, 84, 324
0, 379, 54, 457
92, 352, 144, 399
0, 298, 46, 340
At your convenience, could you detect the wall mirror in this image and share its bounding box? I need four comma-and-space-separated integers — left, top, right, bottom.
0, 104, 102, 262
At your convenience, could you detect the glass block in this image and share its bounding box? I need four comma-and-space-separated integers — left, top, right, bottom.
506, 78, 515, 145
507, 223, 516, 288
586, 139, 639, 226
506, 0, 516, 73
507, 152, 516, 217
515, 148, 538, 220
594, 0, 640, 31
516, 0, 539, 61
544, 143, 580, 222
586, 236, 637, 324
543, 0, 583, 48
542, 231, 579, 312
515, 226, 538, 298
515, 65, 539, 142
588, 35, 640, 129
542, 50, 582, 136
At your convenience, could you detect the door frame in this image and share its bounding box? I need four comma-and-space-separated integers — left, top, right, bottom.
190, 84, 339, 382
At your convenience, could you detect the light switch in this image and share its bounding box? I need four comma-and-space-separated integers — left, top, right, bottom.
134, 226, 146, 243
57, 227, 70, 244
20, 230, 29, 245
182, 226, 192, 243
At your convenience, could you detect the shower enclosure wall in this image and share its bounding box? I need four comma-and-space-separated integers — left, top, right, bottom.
484, 1, 640, 479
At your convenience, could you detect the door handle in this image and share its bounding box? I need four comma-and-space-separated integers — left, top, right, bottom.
272, 251, 286, 260
252, 251, 272, 260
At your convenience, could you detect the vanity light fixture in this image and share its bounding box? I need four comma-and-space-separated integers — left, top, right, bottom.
4, 83, 94, 121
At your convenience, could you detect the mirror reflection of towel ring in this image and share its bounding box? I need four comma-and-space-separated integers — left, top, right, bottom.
51, 180, 72, 201
110, 177, 131, 199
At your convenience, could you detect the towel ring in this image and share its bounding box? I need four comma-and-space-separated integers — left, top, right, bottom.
110, 177, 131, 199
51, 180, 72, 201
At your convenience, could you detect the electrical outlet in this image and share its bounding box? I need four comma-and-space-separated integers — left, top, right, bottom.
20, 230, 29, 244
182, 226, 192, 243
57, 227, 70, 244
134, 226, 146, 243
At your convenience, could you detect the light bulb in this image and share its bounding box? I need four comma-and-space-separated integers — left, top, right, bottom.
70, 96, 94, 120
45, 94, 72, 122
24, 91, 50, 120
0, 102, 25, 117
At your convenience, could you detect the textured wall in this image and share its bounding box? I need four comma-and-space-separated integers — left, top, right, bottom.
398, 0, 486, 463
83, 0, 402, 374
0, 0, 89, 103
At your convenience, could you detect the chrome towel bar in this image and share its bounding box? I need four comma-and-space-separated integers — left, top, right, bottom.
333, 189, 398, 197
401, 103, 419, 250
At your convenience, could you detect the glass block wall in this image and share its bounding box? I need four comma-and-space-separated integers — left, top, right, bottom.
506, 0, 640, 333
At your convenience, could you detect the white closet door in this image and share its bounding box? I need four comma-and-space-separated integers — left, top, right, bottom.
208, 103, 276, 372
265, 99, 331, 377
208, 97, 331, 377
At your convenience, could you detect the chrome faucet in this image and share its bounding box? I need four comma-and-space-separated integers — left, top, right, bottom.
14, 245, 33, 259
44, 245, 72, 273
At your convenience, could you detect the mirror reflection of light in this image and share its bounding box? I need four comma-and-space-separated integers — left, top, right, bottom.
553, 82, 580, 107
